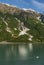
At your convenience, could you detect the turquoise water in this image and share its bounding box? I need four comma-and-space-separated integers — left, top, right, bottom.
0, 43, 44, 65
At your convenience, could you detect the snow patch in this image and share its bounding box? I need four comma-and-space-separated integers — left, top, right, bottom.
36, 21, 39, 23
41, 23, 44, 25
14, 28, 17, 30
22, 8, 36, 12
29, 35, 33, 38
6, 27, 12, 33
15, 18, 20, 23
12, 34, 14, 37
28, 35, 33, 41
28, 38, 32, 41
36, 16, 41, 21
1, 17, 8, 26
22, 8, 28, 11
0, 2, 17, 8
18, 27, 29, 36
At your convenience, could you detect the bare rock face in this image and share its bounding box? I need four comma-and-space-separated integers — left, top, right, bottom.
0, 3, 20, 14
0, 3, 40, 16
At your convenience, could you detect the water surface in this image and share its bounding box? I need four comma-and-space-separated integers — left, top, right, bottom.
0, 43, 44, 65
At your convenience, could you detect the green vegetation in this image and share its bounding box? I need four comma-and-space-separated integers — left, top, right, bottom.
0, 11, 44, 42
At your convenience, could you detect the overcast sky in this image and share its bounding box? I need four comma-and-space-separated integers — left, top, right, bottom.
0, 0, 44, 13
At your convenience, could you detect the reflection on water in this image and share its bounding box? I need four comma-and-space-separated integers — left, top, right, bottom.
28, 43, 33, 51
19, 44, 29, 60
0, 43, 44, 65
5, 43, 33, 60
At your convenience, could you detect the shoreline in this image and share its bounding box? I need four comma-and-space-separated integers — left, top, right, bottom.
0, 41, 44, 44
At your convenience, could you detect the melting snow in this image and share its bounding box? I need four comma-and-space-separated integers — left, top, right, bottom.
41, 23, 44, 25
36, 21, 39, 23
28, 35, 33, 41
22, 8, 36, 12
1, 2, 17, 7
12, 34, 14, 37
36, 16, 41, 21
28, 38, 32, 41
29, 35, 33, 38
15, 17, 33, 42
18, 27, 29, 36
1, 17, 8, 26
14, 28, 17, 30
15, 18, 20, 23
15, 17, 30, 36
6, 27, 12, 33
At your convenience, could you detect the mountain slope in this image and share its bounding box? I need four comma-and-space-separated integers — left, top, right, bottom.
0, 3, 44, 42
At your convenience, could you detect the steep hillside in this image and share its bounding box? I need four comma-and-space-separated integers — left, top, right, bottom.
0, 3, 44, 42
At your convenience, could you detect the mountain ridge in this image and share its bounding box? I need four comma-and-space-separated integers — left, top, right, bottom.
0, 2, 40, 14
0, 3, 44, 42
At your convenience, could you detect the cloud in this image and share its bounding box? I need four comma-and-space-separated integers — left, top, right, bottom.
18, 0, 44, 12
20, 0, 44, 9
19, 0, 30, 6
32, 0, 44, 9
